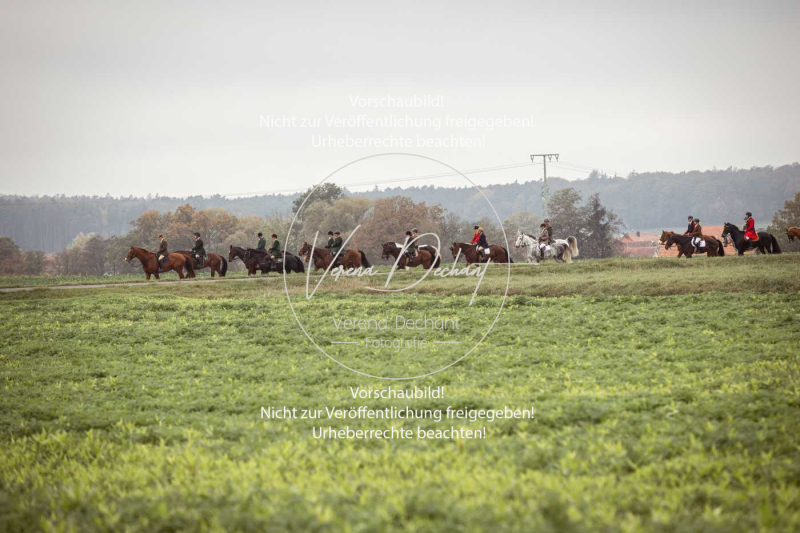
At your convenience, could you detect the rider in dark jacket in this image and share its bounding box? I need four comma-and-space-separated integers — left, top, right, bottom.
256, 232, 267, 250
330, 232, 343, 255
476, 227, 489, 256
157, 234, 168, 269
269, 234, 282, 260
684, 216, 696, 235
324, 231, 335, 252
191, 232, 206, 267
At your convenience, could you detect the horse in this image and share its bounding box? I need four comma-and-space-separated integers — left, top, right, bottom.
269, 251, 305, 274
514, 230, 578, 264
298, 242, 370, 272
228, 246, 271, 275
175, 250, 227, 277
659, 230, 692, 258
664, 233, 724, 258
787, 227, 800, 241
722, 222, 781, 256
381, 242, 436, 269
125, 246, 194, 280
449, 242, 511, 265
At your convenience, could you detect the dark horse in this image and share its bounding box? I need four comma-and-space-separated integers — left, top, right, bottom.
175, 251, 228, 277
298, 242, 370, 272
381, 242, 438, 269
722, 222, 781, 256
125, 246, 194, 280
664, 233, 725, 258
256, 249, 304, 274
228, 246, 271, 275
450, 242, 511, 265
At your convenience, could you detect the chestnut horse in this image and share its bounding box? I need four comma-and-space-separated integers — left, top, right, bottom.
175, 251, 227, 277
449, 242, 511, 265
125, 246, 194, 280
298, 242, 369, 272
787, 227, 800, 241
381, 242, 435, 269
664, 233, 724, 258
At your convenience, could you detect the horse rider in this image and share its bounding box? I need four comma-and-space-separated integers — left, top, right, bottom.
684, 216, 696, 235
470, 225, 481, 247
690, 219, 705, 250
191, 232, 206, 267
156, 234, 168, 271
269, 233, 282, 261
539, 219, 554, 252
743, 212, 758, 242
256, 232, 267, 251
475, 227, 489, 258
330, 231, 343, 256
404, 230, 418, 259
324, 231, 335, 253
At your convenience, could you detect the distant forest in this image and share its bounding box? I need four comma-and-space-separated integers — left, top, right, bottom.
2, 164, 798, 252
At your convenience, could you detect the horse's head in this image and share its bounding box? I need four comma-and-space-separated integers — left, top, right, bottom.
450, 242, 460, 258
659, 230, 672, 244
786, 228, 797, 241
515, 230, 524, 248
125, 247, 137, 263
228, 245, 240, 262
722, 222, 733, 236
381, 242, 395, 260
664, 235, 675, 250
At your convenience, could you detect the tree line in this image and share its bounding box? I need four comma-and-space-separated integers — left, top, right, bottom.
1, 164, 797, 253
0, 188, 633, 276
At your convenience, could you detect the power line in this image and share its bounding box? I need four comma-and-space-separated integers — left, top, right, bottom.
530, 154, 559, 219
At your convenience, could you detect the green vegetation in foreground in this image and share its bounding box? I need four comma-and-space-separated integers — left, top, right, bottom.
0, 255, 799, 531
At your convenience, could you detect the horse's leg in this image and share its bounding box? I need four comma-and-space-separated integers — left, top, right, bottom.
145, 271, 151, 280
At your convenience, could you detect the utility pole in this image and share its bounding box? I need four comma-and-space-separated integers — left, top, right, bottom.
530, 153, 559, 219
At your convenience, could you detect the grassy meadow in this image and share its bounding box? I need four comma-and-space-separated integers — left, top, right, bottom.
1, 254, 799, 531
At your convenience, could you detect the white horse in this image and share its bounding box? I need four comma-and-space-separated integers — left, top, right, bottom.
515, 230, 579, 264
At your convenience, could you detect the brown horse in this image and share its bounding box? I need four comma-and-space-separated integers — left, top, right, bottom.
298, 242, 369, 272
664, 233, 724, 258
175, 251, 227, 277
659, 230, 691, 258
381, 242, 435, 269
787, 227, 800, 241
125, 247, 194, 280
450, 242, 510, 265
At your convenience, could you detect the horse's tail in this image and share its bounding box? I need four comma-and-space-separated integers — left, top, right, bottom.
567, 236, 579, 257
184, 255, 195, 277
359, 251, 371, 268
220, 256, 228, 276
502, 247, 513, 263
430, 248, 441, 268
715, 238, 725, 257
770, 235, 782, 254
563, 245, 573, 264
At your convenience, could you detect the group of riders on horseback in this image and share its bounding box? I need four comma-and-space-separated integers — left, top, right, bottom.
660, 212, 781, 257
125, 209, 784, 280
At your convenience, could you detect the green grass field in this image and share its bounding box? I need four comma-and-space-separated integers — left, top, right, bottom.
1, 254, 799, 531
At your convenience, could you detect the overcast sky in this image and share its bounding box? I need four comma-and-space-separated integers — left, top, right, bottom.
1, 0, 798, 197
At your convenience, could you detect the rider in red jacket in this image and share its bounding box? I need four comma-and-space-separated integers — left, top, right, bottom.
470, 225, 481, 244
743, 212, 758, 241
